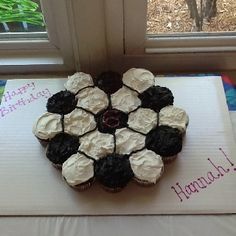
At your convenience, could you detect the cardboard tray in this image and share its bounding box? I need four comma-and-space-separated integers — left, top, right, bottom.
0, 76, 236, 215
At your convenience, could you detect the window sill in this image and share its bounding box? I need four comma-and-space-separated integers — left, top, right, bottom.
0, 51, 74, 74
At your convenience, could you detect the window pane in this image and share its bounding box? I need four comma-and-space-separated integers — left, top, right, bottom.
0, 0, 46, 37
147, 0, 236, 34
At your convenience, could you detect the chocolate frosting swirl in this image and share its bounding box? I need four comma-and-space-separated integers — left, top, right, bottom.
47, 91, 77, 115
46, 133, 80, 165
95, 71, 123, 94
94, 154, 134, 189
138, 86, 174, 112
146, 125, 182, 157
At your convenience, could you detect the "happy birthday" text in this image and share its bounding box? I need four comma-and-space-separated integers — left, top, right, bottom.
0, 82, 51, 119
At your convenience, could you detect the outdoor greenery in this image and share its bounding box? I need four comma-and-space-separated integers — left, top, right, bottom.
0, 0, 44, 26
0, 81, 6, 104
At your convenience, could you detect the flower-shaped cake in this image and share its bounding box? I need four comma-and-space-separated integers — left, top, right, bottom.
33, 69, 189, 192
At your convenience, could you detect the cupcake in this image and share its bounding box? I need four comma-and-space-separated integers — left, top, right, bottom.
78, 130, 114, 160
62, 153, 95, 190
94, 154, 134, 192
64, 72, 94, 94
47, 90, 78, 115
127, 108, 158, 134
111, 86, 141, 113
64, 108, 97, 136
96, 108, 128, 134
46, 132, 80, 168
115, 128, 146, 155
146, 125, 183, 164
76, 87, 109, 114
32, 112, 62, 146
159, 105, 189, 134
122, 68, 155, 93
138, 85, 174, 112
95, 71, 123, 94
129, 149, 164, 186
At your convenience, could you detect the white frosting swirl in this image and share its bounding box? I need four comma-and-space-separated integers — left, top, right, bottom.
111, 86, 141, 113
128, 108, 157, 134
62, 153, 94, 186
32, 112, 62, 140
79, 130, 114, 160
159, 105, 189, 133
122, 68, 155, 93
65, 72, 94, 94
130, 149, 163, 184
64, 108, 96, 136
76, 87, 109, 114
115, 128, 145, 155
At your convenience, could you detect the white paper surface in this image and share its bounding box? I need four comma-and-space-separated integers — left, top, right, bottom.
0, 76, 236, 215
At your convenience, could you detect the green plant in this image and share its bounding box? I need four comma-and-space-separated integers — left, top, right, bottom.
0, 0, 44, 26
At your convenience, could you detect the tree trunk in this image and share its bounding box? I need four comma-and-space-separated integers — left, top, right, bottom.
204, 0, 217, 20
185, 0, 201, 31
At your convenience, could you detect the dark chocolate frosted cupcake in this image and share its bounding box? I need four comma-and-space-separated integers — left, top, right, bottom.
138, 86, 174, 112
95, 71, 123, 94
47, 90, 77, 115
96, 109, 128, 134
94, 154, 134, 192
146, 125, 182, 163
46, 132, 80, 168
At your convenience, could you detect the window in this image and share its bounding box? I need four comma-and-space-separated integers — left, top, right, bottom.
0, 0, 78, 74
105, 0, 236, 73
0, 0, 46, 35
1, 0, 234, 75
147, 0, 236, 34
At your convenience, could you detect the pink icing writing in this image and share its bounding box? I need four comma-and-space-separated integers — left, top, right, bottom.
171, 148, 234, 202
0, 87, 51, 118
3, 82, 36, 103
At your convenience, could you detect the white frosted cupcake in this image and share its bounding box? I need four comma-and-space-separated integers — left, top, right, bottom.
62, 153, 95, 190
115, 128, 146, 155
76, 87, 109, 114
159, 105, 189, 134
65, 72, 94, 94
32, 112, 62, 146
122, 68, 155, 93
78, 130, 114, 160
129, 149, 164, 186
128, 108, 158, 134
64, 108, 96, 136
111, 86, 141, 113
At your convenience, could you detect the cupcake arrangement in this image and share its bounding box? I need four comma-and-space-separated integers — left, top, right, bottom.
33, 68, 189, 192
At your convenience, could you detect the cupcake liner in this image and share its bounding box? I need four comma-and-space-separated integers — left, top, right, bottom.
45, 145, 63, 168
36, 136, 49, 147
102, 185, 124, 193
162, 154, 177, 164
72, 177, 95, 191
133, 177, 156, 187
51, 163, 62, 170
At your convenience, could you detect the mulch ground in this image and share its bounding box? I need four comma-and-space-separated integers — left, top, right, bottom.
147, 0, 236, 34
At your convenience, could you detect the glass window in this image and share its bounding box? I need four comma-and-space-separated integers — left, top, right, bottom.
147, 0, 236, 34
0, 0, 47, 39
104, 0, 236, 73
0, 0, 77, 73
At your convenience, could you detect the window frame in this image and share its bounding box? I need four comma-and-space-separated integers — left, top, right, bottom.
105, 0, 236, 73
0, 0, 78, 74
2, 0, 235, 75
